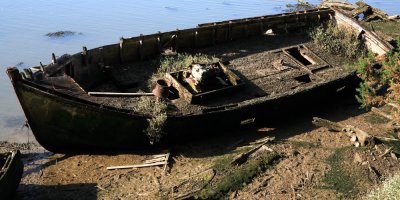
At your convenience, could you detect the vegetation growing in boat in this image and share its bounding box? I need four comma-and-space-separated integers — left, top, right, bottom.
354, 37, 400, 109
133, 96, 167, 144
148, 53, 220, 89
310, 21, 365, 59
157, 53, 219, 76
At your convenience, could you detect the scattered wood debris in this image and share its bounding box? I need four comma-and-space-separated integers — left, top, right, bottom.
312, 117, 374, 146
379, 147, 394, 158
170, 168, 215, 200
231, 138, 274, 165
320, 0, 398, 22
371, 107, 393, 120
106, 153, 169, 170
313, 117, 399, 147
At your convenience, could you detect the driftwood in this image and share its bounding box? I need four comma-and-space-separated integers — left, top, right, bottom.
231, 139, 274, 165
371, 107, 393, 120
107, 153, 169, 170
388, 103, 400, 110
379, 147, 394, 158
88, 91, 154, 97
106, 161, 166, 170
312, 117, 375, 146
320, 0, 357, 10
313, 117, 400, 146
322, 0, 390, 22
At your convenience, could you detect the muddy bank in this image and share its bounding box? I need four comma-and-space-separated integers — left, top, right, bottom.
8, 98, 400, 199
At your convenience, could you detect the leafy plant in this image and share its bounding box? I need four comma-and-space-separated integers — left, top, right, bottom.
134, 96, 168, 144
354, 37, 400, 108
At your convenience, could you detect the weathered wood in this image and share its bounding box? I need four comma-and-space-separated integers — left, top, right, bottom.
333, 9, 393, 55
144, 157, 167, 164
231, 140, 273, 165
152, 154, 169, 158
249, 136, 275, 145
376, 136, 399, 142
379, 147, 394, 158
388, 103, 400, 110
106, 161, 166, 170
164, 153, 170, 172
88, 92, 154, 97
311, 117, 343, 132
371, 107, 393, 120
320, 1, 358, 10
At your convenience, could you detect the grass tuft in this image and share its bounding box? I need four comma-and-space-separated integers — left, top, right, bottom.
310, 21, 365, 59
133, 97, 168, 144
321, 147, 359, 198
367, 173, 400, 200
197, 153, 280, 199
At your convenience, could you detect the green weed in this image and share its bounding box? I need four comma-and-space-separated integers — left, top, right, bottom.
321, 147, 359, 198
310, 21, 365, 59
133, 97, 168, 144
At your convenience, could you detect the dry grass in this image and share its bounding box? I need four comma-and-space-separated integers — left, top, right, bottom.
367, 173, 400, 200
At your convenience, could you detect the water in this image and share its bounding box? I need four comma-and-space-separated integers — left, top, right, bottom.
0, 0, 399, 142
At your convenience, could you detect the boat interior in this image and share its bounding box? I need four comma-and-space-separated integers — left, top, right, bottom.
20, 8, 355, 115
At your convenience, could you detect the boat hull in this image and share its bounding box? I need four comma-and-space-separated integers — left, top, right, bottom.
9, 70, 358, 152
0, 150, 24, 199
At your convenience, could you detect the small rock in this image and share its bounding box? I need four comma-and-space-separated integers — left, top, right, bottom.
362, 161, 369, 165
391, 152, 398, 160
350, 135, 357, 143
354, 142, 360, 147
354, 152, 363, 163
230, 191, 237, 199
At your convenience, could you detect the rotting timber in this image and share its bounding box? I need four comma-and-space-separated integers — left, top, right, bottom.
6, 8, 392, 152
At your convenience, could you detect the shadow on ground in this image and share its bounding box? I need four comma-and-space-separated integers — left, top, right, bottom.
14, 183, 97, 200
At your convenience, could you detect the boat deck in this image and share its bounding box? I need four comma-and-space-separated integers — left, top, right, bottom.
37, 33, 354, 115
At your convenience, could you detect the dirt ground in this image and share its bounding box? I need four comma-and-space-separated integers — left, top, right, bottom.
2, 95, 398, 200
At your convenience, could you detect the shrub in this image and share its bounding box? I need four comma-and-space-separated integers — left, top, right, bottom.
354, 37, 400, 108
310, 21, 365, 59
134, 97, 168, 144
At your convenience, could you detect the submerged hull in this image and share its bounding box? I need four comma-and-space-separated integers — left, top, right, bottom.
0, 150, 24, 199
6, 8, 392, 152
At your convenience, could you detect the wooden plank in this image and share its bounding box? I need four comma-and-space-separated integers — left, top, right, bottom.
106, 161, 166, 170
88, 92, 154, 97
144, 157, 167, 164
333, 9, 393, 55
152, 154, 168, 158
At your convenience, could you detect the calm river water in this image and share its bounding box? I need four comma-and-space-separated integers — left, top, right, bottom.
0, 0, 399, 142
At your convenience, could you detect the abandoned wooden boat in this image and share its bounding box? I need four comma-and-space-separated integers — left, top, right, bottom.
0, 150, 24, 199
6, 8, 392, 152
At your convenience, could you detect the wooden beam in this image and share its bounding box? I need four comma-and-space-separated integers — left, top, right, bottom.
106, 161, 166, 170
88, 91, 154, 97
312, 117, 375, 146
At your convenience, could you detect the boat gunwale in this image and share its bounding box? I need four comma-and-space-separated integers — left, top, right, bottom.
8, 67, 356, 118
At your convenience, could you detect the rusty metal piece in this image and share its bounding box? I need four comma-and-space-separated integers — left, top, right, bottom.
152, 79, 170, 99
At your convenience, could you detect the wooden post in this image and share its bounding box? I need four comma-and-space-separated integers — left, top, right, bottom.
52, 53, 56, 64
